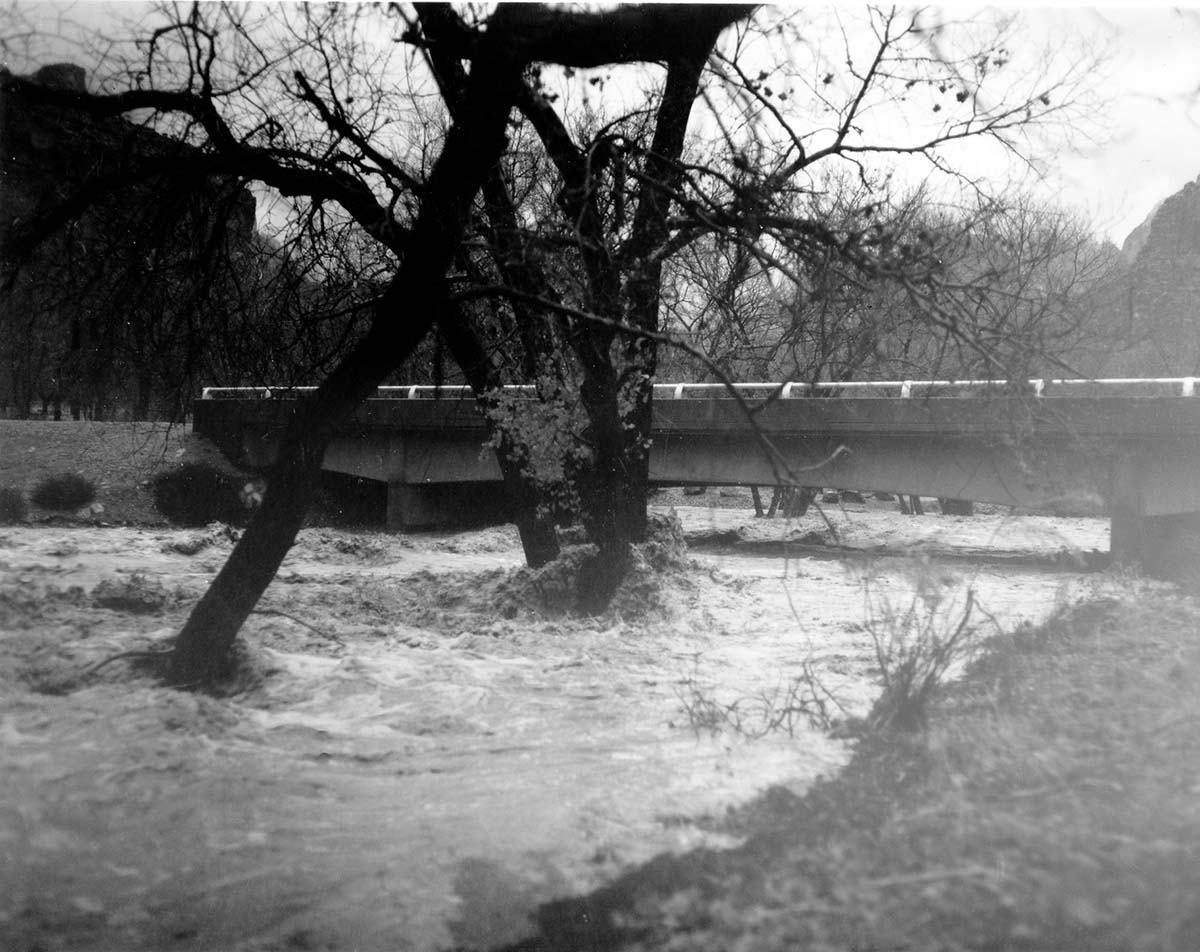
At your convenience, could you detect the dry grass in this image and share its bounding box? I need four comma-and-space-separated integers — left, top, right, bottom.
861, 573, 995, 733
0, 420, 385, 529
0, 420, 237, 524
0, 420, 188, 487
531, 590, 1200, 951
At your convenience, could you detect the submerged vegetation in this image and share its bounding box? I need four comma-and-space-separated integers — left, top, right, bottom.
534, 591, 1200, 951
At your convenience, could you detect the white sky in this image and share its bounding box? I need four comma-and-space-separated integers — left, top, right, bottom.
6, 2, 1200, 246
1030, 4, 1200, 245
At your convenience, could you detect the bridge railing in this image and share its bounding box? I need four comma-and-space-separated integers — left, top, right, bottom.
200, 377, 1199, 401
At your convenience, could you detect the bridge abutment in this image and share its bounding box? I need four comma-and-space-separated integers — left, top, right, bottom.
1109, 454, 1200, 587
1110, 510, 1200, 587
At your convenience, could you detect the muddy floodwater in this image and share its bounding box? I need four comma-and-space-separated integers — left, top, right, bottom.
1, 502, 1118, 951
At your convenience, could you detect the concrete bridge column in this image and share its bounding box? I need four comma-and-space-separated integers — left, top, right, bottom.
1110, 457, 1200, 586
1111, 510, 1200, 586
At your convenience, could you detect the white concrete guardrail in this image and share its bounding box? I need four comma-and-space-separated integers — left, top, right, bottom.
202, 377, 1200, 400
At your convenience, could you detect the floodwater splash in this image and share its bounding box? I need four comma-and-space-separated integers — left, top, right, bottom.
0, 503, 1127, 951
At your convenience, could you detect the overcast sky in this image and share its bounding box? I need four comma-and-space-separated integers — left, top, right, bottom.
1036, 4, 1200, 246
7, 2, 1200, 247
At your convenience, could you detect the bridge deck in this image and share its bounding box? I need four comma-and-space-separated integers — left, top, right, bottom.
193, 382, 1200, 579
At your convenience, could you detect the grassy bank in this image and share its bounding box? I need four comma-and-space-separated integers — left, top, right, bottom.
0, 420, 234, 524
527, 589, 1200, 951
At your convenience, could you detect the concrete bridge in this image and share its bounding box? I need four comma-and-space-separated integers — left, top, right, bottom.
194, 379, 1200, 578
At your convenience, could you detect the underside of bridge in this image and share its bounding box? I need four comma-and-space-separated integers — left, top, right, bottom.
194, 394, 1200, 585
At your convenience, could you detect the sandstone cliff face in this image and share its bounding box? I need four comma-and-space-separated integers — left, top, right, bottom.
1, 63, 364, 421
0, 64, 263, 418
1119, 198, 1162, 265
1, 63, 257, 255
1118, 176, 1200, 375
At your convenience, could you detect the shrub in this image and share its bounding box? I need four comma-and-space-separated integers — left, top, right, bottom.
31, 473, 96, 511
150, 462, 246, 526
863, 572, 994, 733
674, 657, 844, 739
0, 486, 27, 524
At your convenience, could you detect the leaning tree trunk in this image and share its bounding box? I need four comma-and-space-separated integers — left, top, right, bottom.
438, 303, 560, 568
568, 37, 717, 613
165, 45, 525, 687
421, 16, 563, 568
165, 327, 410, 686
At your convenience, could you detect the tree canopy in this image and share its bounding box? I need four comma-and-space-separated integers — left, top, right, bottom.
0, 2, 1106, 686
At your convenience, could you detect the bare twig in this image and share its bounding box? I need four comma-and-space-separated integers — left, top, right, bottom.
84, 646, 175, 677
252, 608, 343, 644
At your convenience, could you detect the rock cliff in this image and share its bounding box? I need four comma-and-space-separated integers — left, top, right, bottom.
1117, 175, 1200, 375
0, 63, 265, 418
0, 62, 257, 256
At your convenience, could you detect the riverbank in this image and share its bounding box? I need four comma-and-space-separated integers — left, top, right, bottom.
525, 587, 1200, 951
3, 419, 1183, 951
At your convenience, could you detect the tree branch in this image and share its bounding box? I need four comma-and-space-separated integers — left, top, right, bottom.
415, 4, 753, 69
0, 70, 409, 251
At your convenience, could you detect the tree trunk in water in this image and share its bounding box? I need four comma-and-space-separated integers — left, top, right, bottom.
165, 301, 433, 687
165, 420, 325, 684
575, 368, 648, 613
437, 304, 560, 568
165, 44, 524, 687
133, 368, 152, 422
797, 487, 820, 517
568, 41, 713, 612
417, 9, 565, 569
504, 464, 561, 568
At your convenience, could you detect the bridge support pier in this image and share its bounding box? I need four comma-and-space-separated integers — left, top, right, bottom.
386, 482, 505, 531
1110, 510, 1200, 587
1109, 455, 1200, 587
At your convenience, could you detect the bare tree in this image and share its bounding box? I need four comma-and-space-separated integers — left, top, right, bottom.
664, 185, 1119, 386
417, 5, 1096, 575
3, 2, 755, 684
1, 2, 1095, 684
